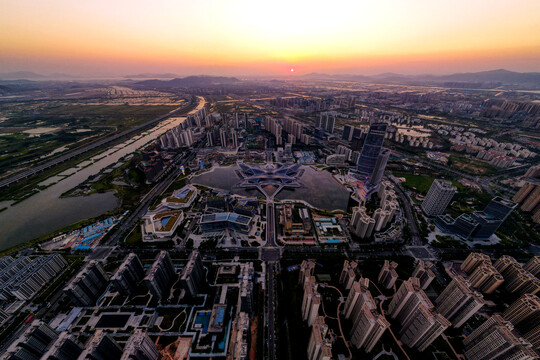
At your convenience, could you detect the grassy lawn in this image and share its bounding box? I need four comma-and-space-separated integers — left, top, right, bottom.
392, 172, 434, 195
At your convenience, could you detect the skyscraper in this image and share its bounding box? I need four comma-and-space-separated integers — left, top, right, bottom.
350, 304, 390, 353
342, 125, 354, 141
180, 250, 204, 297
64, 260, 109, 306
503, 293, 540, 333
357, 123, 387, 178
343, 278, 374, 320
111, 253, 145, 297
231, 129, 238, 148
421, 179, 457, 216
388, 278, 435, 326
468, 262, 504, 294
464, 314, 537, 360
412, 260, 436, 290
302, 275, 321, 326
299, 260, 316, 286
120, 330, 160, 360
144, 251, 176, 300
525, 256, 540, 276
378, 260, 398, 289
339, 260, 358, 290
461, 252, 491, 274
307, 316, 332, 360
368, 148, 391, 186
219, 128, 227, 147
399, 304, 450, 352
435, 276, 484, 328
79, 330, 123, 360
350, 206, 376, 239
41, 332, 84, 360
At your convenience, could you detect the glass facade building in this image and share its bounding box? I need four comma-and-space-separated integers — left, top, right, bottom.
357, 123, 387, 176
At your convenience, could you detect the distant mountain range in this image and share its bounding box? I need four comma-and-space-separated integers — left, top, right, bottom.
135, 75, 241, 88
299, 69, 540, 88
0, 71, 79, 80
124, 73, 179, 79
2, 69, 539, 89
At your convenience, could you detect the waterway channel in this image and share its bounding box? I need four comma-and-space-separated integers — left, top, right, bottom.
0, 99, 205, 250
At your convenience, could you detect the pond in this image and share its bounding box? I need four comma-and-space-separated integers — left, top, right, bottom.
192, 165, 351, 211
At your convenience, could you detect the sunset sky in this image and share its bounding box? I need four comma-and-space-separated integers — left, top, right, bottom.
1, 0, 539, 76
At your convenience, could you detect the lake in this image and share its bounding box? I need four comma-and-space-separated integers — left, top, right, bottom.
192, 165, 351, 211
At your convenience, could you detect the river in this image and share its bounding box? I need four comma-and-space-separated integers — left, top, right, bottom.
0, 98, 205, 250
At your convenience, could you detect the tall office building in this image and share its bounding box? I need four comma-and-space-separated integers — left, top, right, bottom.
78, 330, 123, 360
464, 314, 537, 360
180, 250, 204, 297
368, 148, 391, 187
461, 252, 491, 274
466, 197, 517, 240
339, 260, 358, 290
307, 316, 332, 360
503, 294, 540, 333
435, 276, 484, 328
411, 260, 436, 290
421, 179, 457, 216
120, 330, 159, 360
64, 261, 109, 306
111, 253, 145, 297
144, 251, 176, 300
399, 304, 450, 352
357, 123, 387, 178
378, 260, 398, 289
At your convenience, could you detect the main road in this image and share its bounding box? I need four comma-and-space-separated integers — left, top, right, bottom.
0, 97, 198, 188
389, 175, 422, 245
104, 97, 207, 245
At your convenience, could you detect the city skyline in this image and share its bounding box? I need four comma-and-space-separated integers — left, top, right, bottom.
1, 0, 540, 76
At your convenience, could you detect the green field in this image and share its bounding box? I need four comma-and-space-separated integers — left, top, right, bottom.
392, 172, 435, 194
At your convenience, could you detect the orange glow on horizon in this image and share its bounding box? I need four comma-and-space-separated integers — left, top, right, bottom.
0, 0, 539, 76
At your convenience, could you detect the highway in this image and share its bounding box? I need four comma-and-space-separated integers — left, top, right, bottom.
105, 140, 204, 246
0, 98, 198, 188
267, 262, 276, 360
104, 97, 206, 246
389, 175, 422, 245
